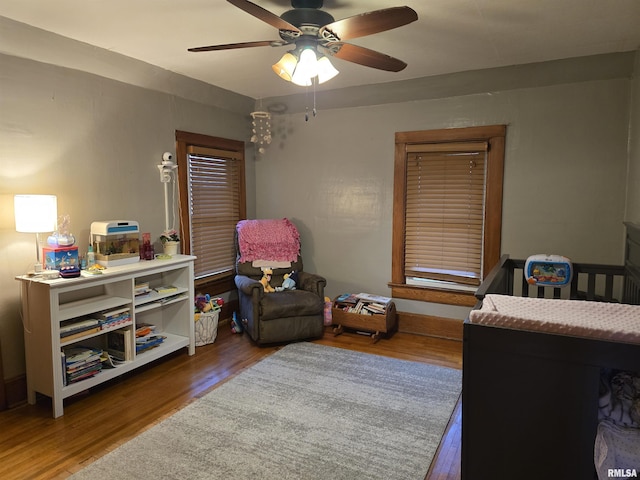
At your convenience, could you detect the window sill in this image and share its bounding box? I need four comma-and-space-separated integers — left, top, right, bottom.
388, 282, 478, 307
195, 275, 235, 296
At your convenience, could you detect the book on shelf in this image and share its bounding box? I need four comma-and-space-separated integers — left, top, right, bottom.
135, 322, 165, 353
67, 364, 102, 384
134, 281, 151, 296
62, 346, 103, 385
64, 346, 102, 365
106, 328, 133, 362
60, 318, 102, 337
135, 322, 157, 338
136, 334, 166, 353
155, 292, 188, 305
99, 307, 132, 331
61, 351, 66, 386
61, 326, 102, 343
154, 285, 178, 294
99, 306, 130, 319
100, 350, 126, 368
101, 317, 132, 331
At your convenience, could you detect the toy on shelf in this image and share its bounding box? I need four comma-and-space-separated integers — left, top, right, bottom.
47, 214, 76, 247
43, 214, 79, 270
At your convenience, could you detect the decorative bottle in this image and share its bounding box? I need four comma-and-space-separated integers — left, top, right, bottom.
87, 245, 95, 267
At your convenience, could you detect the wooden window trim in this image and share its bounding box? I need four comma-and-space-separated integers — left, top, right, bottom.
390, 125, 506, 307
175, 131, 246, 295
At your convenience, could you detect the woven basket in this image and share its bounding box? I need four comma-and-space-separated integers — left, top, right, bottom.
194, 311, 219, 346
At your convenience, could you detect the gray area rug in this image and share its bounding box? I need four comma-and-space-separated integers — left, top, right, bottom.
70, 342, 461, 480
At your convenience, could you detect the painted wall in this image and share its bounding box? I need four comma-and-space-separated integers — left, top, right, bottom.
0, 18, 636, 384
0, 52, 254, 379
256, 76, 633, 317
626, 50, 640, 223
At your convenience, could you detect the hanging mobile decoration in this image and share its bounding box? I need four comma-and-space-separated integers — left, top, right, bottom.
250, 111, 272, 154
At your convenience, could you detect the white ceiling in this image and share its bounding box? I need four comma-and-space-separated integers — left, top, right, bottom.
1, 0, 639, 99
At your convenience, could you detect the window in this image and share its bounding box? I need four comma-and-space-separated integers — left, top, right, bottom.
176, 131, 246, 294
391, 125, 505, 306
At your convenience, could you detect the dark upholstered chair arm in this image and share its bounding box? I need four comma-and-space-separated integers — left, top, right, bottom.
297, 271, 326, 298
235, 275, 264, 299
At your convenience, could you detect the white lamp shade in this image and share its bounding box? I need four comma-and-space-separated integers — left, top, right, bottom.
291, 48, 318, 86
14, 195, 58, 233
317, 56, 339, 84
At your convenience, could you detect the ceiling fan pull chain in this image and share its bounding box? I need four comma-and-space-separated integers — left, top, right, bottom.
313, 78, 318, 118
304, 80, 318, 122
304, 85, 309, 121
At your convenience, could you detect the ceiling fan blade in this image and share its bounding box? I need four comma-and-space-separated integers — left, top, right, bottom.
227, 0, 302, 34
188, 40, 284, 52
329, 43, 408, 72
320, 6, 417, 41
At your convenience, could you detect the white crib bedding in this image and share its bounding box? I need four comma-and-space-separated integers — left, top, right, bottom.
469, 294, 640, 345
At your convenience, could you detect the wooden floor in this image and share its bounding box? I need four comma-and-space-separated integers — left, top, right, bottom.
0, 325, 463, 480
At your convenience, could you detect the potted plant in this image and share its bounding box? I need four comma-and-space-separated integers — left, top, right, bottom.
160, 229, 180, 256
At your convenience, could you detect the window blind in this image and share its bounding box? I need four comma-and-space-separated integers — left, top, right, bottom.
404, 142, 488, 286
187, 146, 241, 281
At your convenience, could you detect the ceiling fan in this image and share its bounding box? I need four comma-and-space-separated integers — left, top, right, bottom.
188, 0, 418, 86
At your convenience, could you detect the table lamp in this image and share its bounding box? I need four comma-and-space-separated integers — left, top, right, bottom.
14, 194, 58, 273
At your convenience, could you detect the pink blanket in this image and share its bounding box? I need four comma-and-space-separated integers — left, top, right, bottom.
237, 218, 300, 263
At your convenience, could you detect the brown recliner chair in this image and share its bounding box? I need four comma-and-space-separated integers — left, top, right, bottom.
234, 219, 326, 345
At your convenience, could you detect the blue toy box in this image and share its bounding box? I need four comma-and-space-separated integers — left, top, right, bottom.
43, 246, 79, 270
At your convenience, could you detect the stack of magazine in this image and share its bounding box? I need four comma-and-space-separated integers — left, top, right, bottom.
62, 346, 102, 385
135, 323, 166, 354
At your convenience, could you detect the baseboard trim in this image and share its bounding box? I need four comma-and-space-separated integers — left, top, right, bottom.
4, 374, 26, 409
397, 311, 463, 341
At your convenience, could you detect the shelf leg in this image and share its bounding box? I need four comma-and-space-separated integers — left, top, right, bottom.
53, 397, 64, 418
27, 388, 36, 405
332, 325, 344, 336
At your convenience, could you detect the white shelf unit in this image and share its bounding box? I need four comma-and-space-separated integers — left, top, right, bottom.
16, 255, 196, 418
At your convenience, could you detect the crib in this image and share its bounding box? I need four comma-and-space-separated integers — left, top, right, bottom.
461, 223, 640, 480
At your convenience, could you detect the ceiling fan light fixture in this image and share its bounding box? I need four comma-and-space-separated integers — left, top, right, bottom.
190, 4, 418, 89
291, 48, 318, 86
271, 43, 340, 87
272, 52, 298, 82
316, 55, 339, 84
